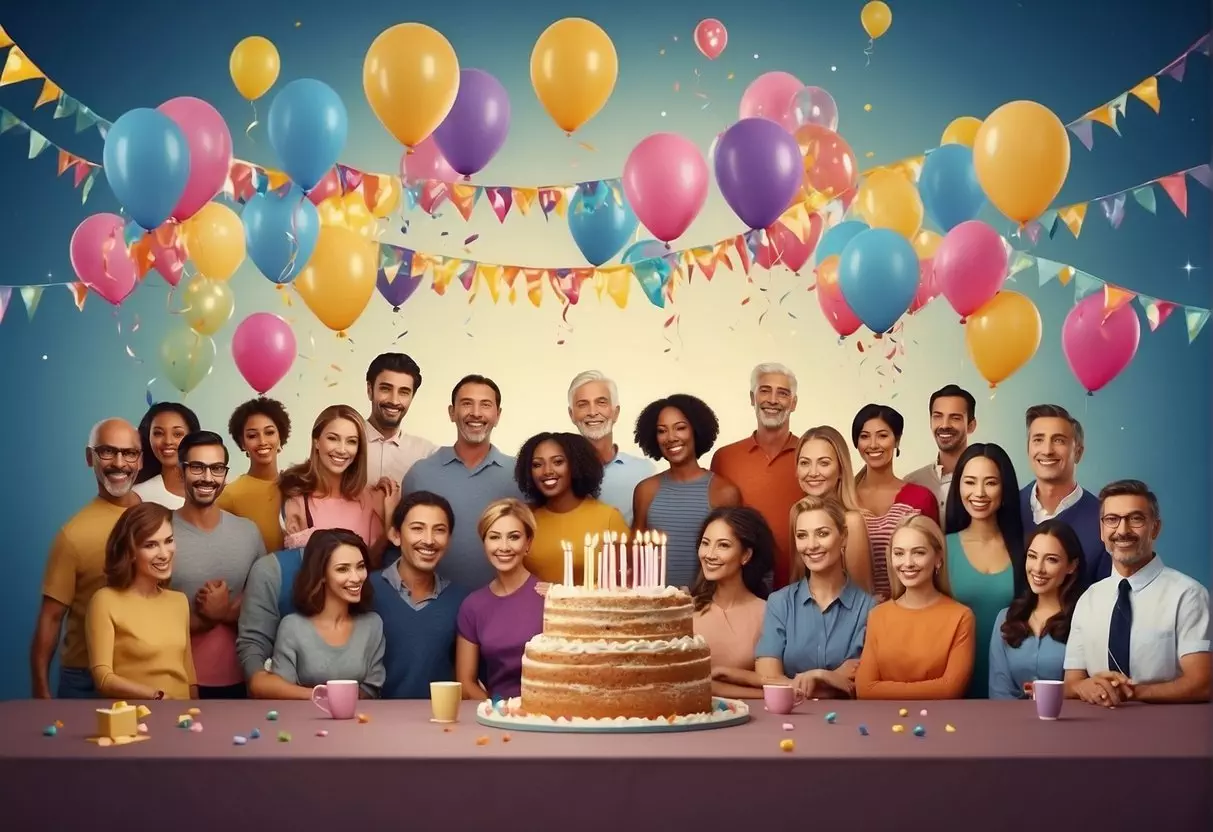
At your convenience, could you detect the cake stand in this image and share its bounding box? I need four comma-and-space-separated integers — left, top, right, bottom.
475, 697, 750, 734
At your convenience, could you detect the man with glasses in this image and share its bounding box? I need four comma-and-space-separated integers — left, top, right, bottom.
1063, 479, 1211, 706
31, 418, 142, 698
170, 431, 265, 698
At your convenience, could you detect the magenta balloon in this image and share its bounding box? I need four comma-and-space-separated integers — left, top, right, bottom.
158, 97, 233, 221
934, 220, 1008, 319
70, 213, 139, 306
622, 133, 709, 243
232, 312, 297, 394
1061, 293, 1141, 393
401, 136, 458, 183
739, 71, 803, 122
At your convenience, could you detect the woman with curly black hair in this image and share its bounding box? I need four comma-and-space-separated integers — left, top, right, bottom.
632, 394, 741, 589
218, 397, 292, 552
513, 431, 627, 584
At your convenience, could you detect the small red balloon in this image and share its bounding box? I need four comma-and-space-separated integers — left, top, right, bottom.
694, 19, 728, 61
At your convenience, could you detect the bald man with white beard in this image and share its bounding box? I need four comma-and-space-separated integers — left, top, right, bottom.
31, 418, 143, 698
567, 370, 654, 525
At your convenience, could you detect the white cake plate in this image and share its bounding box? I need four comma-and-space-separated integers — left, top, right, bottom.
475, 697, 750, 734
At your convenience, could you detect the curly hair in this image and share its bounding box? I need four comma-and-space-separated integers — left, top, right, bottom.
104, 503, 174, 589
135, 402, 201, 483
633, 394, 720, 461
227, 397, 292, 449
514, 432, 604, 504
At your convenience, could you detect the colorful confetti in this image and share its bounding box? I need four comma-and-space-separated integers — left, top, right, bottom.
463, 234, 480, 246
124, 345, 141, 363
577, 142, 597, 153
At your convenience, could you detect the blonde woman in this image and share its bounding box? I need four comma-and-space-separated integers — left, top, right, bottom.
794, 426, 872, 592
855, 515, 976, 700
754, 496, 877, 699
455, 499, 546, 701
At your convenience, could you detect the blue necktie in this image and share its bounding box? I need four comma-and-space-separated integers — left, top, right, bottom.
1108, 579, 1132, 677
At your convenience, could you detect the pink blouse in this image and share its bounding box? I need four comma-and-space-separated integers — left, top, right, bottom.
693, 594, 767, 670
283, 490, 384, 550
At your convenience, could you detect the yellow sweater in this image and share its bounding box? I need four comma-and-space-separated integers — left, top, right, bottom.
526, 499, 629, 583
218, 474, 284, 552
85, 586, 197, 700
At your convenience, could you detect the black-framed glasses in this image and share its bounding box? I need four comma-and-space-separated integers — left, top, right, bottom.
92, 445, 141, 463
1100, 512, 1149, 530
184, 462, 229, 478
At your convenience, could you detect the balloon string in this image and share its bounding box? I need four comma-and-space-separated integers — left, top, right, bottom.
864, 38, 874, 66
278, 190, 305, 284
245, 101, 259, 140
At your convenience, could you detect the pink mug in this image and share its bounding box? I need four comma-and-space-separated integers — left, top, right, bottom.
312, 679, 359, 720
763, 684, 805, 715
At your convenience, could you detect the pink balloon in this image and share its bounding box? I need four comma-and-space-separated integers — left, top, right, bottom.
158, 97, 233, 222
70, 213, 139, 306
909, 258, 939, 313
147, 224, 186, 287
232, 313, 298, 394
934, 220, 1008, 321
1061, 293, 1141, 394
623, 133, 709, 243
694, 19, 728, 60
740, 71, 803, 122
817, 263, 862, 338
308, 169, 343, 205
402, 136, 458, 184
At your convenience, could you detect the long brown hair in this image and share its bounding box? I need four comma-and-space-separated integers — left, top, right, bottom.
1001, 520, 1084, 648
279, 405, 369, 501
292, 528, 376, 616
690, 507, 773, 612
787, 495, 849, 585
104, 502, 173, 589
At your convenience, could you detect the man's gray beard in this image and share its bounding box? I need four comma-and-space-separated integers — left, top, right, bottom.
755, 408, 789, 429
578, 419, 615, 441
94, 464, 134, 497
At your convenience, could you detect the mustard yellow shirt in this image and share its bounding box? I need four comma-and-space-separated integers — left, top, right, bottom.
526, 499, 629, 584
41, 498, 128, 670
218, 474, 284, 552
86, 586, 197, 700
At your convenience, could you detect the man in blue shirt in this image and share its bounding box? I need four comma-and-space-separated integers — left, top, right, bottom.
567, 370, 654, 525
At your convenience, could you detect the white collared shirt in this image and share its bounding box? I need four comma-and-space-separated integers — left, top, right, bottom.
1063, 555, 1210, 684
364, 419, 437, 484
904, 458, 951, 520
1029, 482, 1085, 524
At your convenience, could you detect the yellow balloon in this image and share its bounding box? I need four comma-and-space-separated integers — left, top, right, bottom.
973, 100, 1070, 223
160, 326, 217, 394
530, 18, 618, 134
861, 1, 892, 39
230, 36, 280, 100
369, 176, 401, 218
964, 290, 1042, 388
295, 226, 378, 334
911, 229, 942, 260
183, 202, 245, 281
363, 24, 460, 147
857, 169, 923, 239
941, 116, 983, 147
181, 276, 235, 336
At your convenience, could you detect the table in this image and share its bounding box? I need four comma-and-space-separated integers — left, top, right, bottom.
0, 698, 1207, 830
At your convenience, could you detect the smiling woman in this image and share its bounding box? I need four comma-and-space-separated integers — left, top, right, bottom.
133, 402, 201, 509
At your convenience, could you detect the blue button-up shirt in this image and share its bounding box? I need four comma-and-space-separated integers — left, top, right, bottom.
756, 578, 876, 675
598, 449, 655, 525
987, 607, 1067, 700
381, 553, 453, 611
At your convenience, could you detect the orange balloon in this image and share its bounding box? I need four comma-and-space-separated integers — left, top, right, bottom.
531, 18, 619, 133
856, 169, 923, 239
941, 116, 982, 147
182, 202, 245, 281
794, 124, 858, 209
363, 24, 460, 147
911, 229, 942, 260
973, 100, 1070, 223
964, 290, 1042, 388
295, 226, 378, 334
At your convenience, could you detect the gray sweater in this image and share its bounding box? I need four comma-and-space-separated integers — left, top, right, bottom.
270, 613, 387, 697
236, 553, 283, 679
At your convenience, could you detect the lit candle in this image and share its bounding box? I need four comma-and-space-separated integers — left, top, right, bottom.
608, 532, 617, 590
640, 530, 650, 587
659, 531, 668, 588
620, 532, 629, 589
583, 533, 592, 589
645, 530, 654, 587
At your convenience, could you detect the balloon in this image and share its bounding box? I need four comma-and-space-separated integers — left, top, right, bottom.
739, 71, 802, 122
377, 266, 423, 311
368, 176, 401, 218
433, 69, 511, 177
909, 256, 939, 314
782, 86, 839, 133
965, 291, 1042, 387
817, 220, 868, 262
755, 215, 821, 274
715, 118, 803, 230
622, 239, 673, 308
402, 136, 458, 184
911, 229, 942, 260
568, 186, 638, 266
103, 109, 191, 230
815, 255, 862, 338
1062, 293, 1142, 393
295, 225, 378, 334
861, 1, 893, 39
267, 79, 349, 192
933, 220, 1009, 321
146, 224, 187, 287
942, 116, 982, 147
794, 124, 858, 209
837, 228, 918, 334
694, 19, 728, 60
232, 313, 297, 394
918, 144, 986, 232
973, 100, 1070, 223
180, 275, 235, 336
364, 23, 460, 147
69, 213, 139, 306
229, 36, 279, 100
160, 326, 216, 394
307, 169, 343, 205
531, 18, 618, 134
242, 187, 319, 284
856, 169, 923, 239
156, 97, 233, 222
182, 202, 245, 281
317, 192, 380, 240
622, 133, 709, 243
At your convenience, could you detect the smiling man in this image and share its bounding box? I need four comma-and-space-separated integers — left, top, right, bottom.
905, 384, 976, 526
364, 353, 437, 484
567, 370, 653, 524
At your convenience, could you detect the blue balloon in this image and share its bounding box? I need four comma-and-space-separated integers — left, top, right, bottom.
267, 79, 349, 192
816, 220, 868, 261
569, 186, 639, 266
621, 239, 671, 308
242, 188, 320, 284
838, 228, 919, 334
102, 108, 190, 230
918, 144, 986, 232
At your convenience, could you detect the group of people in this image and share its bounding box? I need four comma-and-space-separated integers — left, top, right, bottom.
31, 354, 1210, 708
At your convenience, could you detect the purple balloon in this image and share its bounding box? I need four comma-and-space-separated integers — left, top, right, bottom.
714, 118, 803, 230
377, 262, 422, 310
432, 69, 511, 177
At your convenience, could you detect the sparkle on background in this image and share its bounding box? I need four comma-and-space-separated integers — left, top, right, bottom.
753, 54, 759, 59
1183, 261, 1197, 275
831, 66, 837, 71
661, 111, 667, 117
864, 104, 872, 111
41, 355, 47, 360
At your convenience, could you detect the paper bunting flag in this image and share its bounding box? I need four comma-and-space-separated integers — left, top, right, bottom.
19, 286, 43, 320
1185, 308, 1210, 344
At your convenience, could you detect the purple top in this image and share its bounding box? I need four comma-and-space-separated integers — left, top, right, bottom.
456, 574, 545, 699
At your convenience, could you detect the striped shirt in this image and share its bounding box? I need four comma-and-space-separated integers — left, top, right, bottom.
647, 473, 714, 590
862, 484, 939, 598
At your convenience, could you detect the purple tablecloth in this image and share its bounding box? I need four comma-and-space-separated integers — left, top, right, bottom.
0, 698, 1207, 830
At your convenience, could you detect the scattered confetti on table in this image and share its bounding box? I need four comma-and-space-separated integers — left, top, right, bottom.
913, 725, 926, 737
501, 734, 512, 743
781, 722, 794, 731
315, 730, 329, 737
189, 722, 203, 733
779, 739, 795, 752
250, 728, 261, 739
136, 706, 151, 718
443, 727, 453, 733
898, 708, 909, 717
137, 723, 148, 734
476, 736, 491, 746
892, 724, 905, 733
357, 713, 371, 724
42, 725, 56, 737
945, 724, 957, 733
858, 725, 869, 736
187, 707, 201, 717
919, 709, 929, 716
277, 731, 291, 742
825, 712, 838, 724
266, 710, 279, 721
233, 735, 247, 746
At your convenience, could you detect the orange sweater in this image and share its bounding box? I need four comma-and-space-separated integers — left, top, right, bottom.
855, 596, 976, 700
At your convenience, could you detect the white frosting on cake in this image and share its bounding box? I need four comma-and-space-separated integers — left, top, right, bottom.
477, 697, 748, 727
526, 634, 707, 654
546, 584, 688, 600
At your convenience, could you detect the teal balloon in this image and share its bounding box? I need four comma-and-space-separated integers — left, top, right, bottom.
242, 187, 319, 284
103, 108, 191, 230
918, 145, 986, 232
123, 219, 145, 247
622, 239, 670, 308
569, 186, 639, 266
267, 79, 349, 192
816, 220, 867, 261
838, 228, 918, 334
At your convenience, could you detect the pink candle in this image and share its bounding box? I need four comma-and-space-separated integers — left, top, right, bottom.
659, 533, 668, 587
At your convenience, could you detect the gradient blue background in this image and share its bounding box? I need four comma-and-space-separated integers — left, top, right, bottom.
0, 0, 1208, 700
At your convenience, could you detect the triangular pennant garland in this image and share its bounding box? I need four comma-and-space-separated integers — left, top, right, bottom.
19, 286, 43, 320
1185, 308, 1210, 344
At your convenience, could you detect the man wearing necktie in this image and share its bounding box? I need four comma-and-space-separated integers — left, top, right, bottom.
1062, 480, 1211, 706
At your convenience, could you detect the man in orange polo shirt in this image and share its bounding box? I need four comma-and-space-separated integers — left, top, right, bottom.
709, 363, 802, 589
